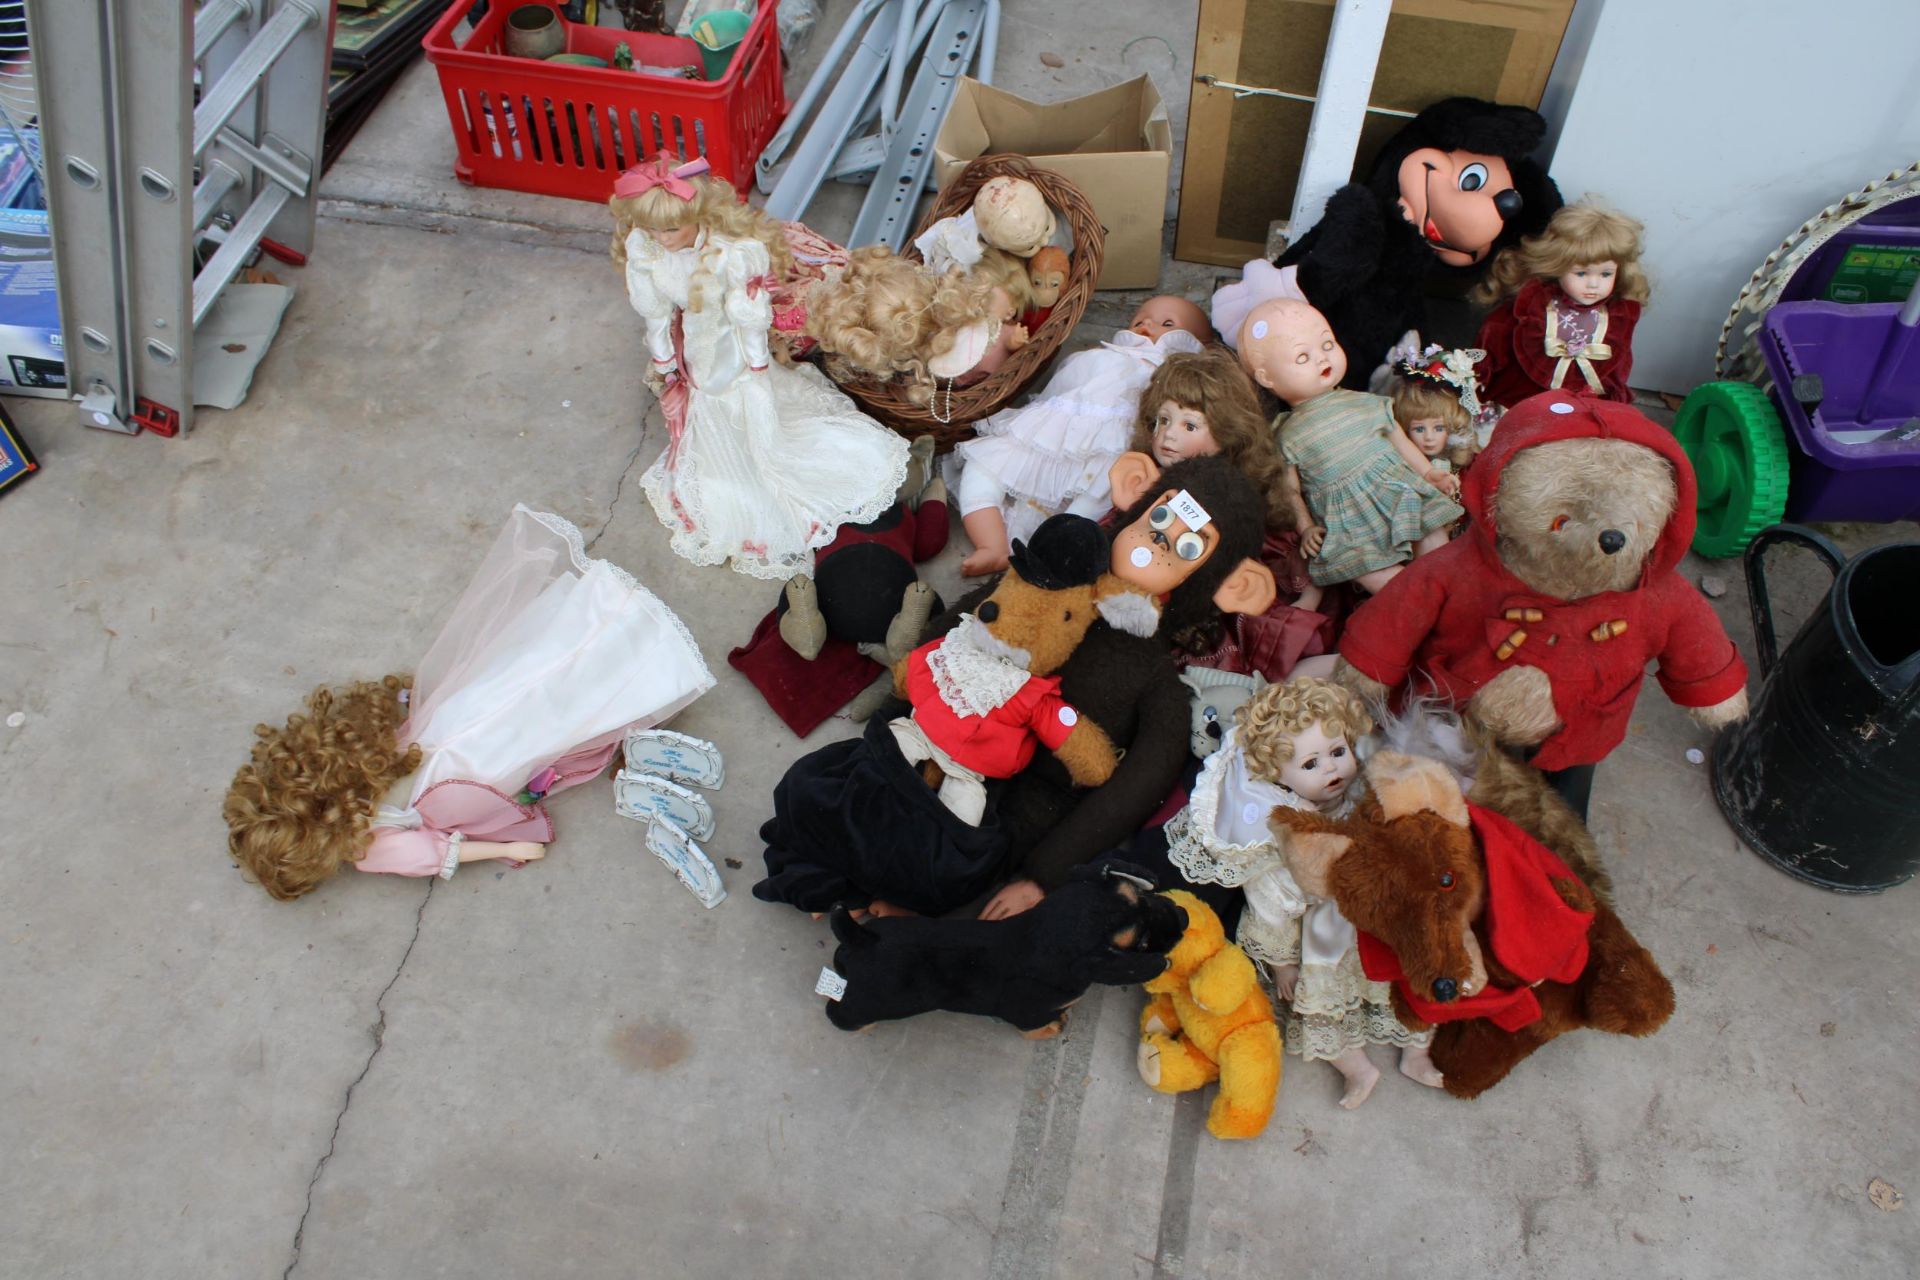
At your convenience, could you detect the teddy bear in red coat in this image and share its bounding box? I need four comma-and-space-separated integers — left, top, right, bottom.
1336, 392, 1748, 816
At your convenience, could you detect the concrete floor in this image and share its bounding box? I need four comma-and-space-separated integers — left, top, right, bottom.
3, 3, 1919, 1277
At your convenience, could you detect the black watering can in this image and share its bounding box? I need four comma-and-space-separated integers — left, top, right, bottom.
1713, 525, 1920, 892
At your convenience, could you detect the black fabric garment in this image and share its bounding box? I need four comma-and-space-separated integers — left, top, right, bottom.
754, 713, 1012, 915
822, 862, 1188, 1032
1099, 824, 1246, 938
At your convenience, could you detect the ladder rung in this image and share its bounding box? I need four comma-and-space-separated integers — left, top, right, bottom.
192, 0, 317, 160
192, 159, 243, 232
216, 126, 308, 198
193, 0, 252, 63
193, 184, 288, 326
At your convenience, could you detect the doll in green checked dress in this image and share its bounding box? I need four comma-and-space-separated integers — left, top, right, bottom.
1237, 299, 1461, 594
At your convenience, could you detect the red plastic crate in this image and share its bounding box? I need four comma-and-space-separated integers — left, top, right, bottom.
422, 0, 787, 200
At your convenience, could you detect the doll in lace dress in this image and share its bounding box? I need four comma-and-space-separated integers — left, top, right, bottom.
1166, 678, 1442, 1108
611, 156, 909, 581
949, 295, 1213, 576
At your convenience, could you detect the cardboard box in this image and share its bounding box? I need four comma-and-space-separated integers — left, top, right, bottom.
1177, 0, 1575, 268
934, 76, 1172, 291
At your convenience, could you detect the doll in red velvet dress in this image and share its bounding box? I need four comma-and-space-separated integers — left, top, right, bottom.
1473, 203, 1648, 409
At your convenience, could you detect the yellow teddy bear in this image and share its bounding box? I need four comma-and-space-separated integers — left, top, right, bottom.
1136, 889, 1282, 1139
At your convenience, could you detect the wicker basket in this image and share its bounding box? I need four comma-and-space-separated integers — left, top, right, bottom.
830, 154, 1106, 451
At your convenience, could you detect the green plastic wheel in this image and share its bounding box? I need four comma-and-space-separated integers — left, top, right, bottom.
1672, 381, 1791, 558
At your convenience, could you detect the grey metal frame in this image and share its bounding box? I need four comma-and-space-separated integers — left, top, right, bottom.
27, 0, 329, 436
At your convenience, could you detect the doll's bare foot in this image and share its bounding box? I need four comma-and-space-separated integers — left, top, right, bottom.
778, 575, 828, 660
882, 582, 937, 662
1022, 1018, 1065, 1040
1399, 1043, 1445, 1089
1332, 1048, 1381, 1110
961, 508, 1010, 577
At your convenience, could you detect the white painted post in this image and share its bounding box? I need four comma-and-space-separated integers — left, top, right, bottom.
1286, 0, 1392, 238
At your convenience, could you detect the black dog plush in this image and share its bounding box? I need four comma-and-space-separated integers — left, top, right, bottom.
1275, 96, 1562, 388
822, 863, 1189, 1037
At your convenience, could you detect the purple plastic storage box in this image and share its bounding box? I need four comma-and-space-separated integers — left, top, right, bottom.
1760, 301, 1920, 523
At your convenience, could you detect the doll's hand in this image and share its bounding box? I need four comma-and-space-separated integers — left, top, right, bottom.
1300, 525, 1326, 558
1273, 964, 1300, 1001
1427, 469, 1461, 500
979, 879, 1045, 921
1005, 323, 1030, 351
644, 359, 680, 394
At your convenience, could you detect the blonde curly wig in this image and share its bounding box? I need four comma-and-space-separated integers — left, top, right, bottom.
1132, 348, 1294, 531
223, 674, 422, 901
804, 246, 996, 404
1236, 677, 1374, 783
1473, 201, 1650, 306
608, 163, 795, 301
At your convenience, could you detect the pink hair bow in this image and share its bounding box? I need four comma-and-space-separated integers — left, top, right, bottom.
613, 155, 712, 201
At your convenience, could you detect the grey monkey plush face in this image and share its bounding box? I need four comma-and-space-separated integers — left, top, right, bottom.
1178, 667, 1267, 759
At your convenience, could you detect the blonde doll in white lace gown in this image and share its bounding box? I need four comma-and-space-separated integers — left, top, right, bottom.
612, 157, 908, 581
1166, 678, 1442, 1109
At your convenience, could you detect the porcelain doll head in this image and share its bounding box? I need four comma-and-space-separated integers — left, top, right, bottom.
224, 675, 422, 900
607, 154, 794, 277
1238, 299, 1345, 404
1027, 246, 1069, 308
1391, 345, 1483, 460
973, 176, 1056, 257
1235, 677, 1373, 808
1128, 295, 1213, 343
1130, 350, 1290, 527
1474, 201, 1649, 306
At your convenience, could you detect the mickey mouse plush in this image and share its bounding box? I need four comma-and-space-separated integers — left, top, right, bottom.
1273, 97, 1562, 389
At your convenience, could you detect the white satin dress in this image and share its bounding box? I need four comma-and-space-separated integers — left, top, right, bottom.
624, 227, 909, 580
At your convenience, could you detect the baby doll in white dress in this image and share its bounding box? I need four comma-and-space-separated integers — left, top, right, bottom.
1166, 677, 1444, 1108
951, 295, 1213, 576
612, 156, 909, 581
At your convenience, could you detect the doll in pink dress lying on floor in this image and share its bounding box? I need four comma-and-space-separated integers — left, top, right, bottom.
223, 506, 713, 900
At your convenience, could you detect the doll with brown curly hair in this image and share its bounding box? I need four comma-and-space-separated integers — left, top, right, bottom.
1163, 677, 1441, 1108
612, 156, 909, 581
1130, 349, 1343, 679
224, 507, 714, 901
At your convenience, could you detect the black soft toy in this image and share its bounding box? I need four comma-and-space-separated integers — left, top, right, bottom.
1274, 96, 1562, 389
822, 862, 1189, 1037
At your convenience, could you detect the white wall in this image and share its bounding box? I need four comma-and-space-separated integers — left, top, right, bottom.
1547, 0, 1920, 394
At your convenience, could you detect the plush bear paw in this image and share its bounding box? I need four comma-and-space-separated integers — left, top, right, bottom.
778, 574, 828, 661
1468, 665, 1562, 747
1687, 687, 1749, 731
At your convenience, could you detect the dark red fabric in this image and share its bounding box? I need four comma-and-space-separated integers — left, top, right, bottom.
1357, 803, 1594, 1032
727, 610, 880, 739
1175, 530, 1344, 682
903, 640, 1076, 777
727, 496, 950, 739
1475, 279, 1640, 408
1337, 393, 1748, 770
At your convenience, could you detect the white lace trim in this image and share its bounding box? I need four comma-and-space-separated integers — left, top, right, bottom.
1237, 912, 1297, 966
438, 831, 464, 881
1283, 1003, 1431, 1061
1165, 734, 1318, 889
515, 505, 717, 695
925, 618, 1033, 718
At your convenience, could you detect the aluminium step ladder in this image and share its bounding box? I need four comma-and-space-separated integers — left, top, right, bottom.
27, 0, 329, 436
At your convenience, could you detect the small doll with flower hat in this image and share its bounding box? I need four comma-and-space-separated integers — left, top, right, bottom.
1472, 202, 1648, 408
1388, 344, 1500, 501
1164, 677, 1442, 1108
610, 155, 910, 582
